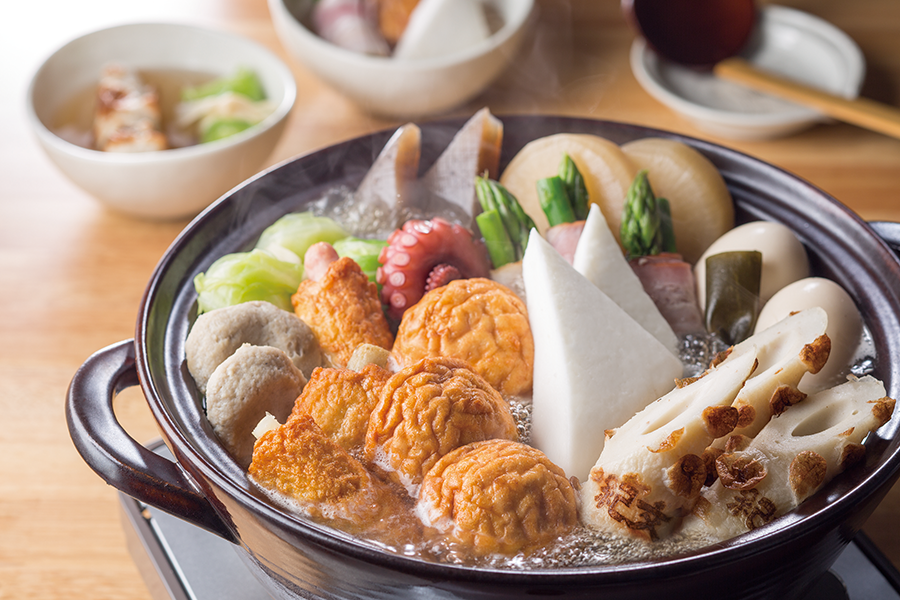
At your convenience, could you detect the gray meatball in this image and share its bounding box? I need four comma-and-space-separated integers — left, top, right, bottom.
186, 300, 323, 393
206, 344, 307, 468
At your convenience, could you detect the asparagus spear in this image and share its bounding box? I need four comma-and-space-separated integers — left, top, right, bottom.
537, 175, 576, 227
476, 209, 517, 268
487, 178, 523, 256
476, 176, 536, 262
620, 169, 663, 258
500, 184, 537, 254
559, 153, 589, 220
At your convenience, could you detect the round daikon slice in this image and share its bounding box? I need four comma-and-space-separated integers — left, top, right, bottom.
500, 134, 637, 238
622, 138, 734, 264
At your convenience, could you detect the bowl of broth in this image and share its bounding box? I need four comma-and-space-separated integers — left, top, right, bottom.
27, 22, 296, 220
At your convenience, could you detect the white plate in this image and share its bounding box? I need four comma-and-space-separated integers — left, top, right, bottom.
630, 5, 865, 140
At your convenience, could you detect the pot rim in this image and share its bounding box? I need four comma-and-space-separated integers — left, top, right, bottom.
134, 114, 900, 584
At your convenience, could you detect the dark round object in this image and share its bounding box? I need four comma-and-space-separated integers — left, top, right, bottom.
623, 0, 758, 66
67, 116, 900, 600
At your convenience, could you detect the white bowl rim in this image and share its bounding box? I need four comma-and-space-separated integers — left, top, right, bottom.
270, 0, 536, 71
629, 5, 866, 131
26, 21, 297, 165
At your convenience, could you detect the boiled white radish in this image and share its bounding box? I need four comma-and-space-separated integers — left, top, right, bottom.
522, 230, 683, 481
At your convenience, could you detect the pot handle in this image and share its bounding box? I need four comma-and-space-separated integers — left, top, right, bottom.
66, 339, 236, 542
870, 221, 900, 255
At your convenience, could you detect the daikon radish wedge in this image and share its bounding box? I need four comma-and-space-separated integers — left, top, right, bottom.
573, 204, 679, 355
522, 230, 683, 481
500, 134, 637, 238
621, 138, 734, 264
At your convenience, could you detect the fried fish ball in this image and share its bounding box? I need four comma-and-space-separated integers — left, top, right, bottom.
292, 257, 394, 368
186, 300, 323, 393
250, 413, 399, 526
365, 357, 518, 493
206, 344, 307, 468
417, 439, 578, 556
392, 278, 534, 396
292, 364, 391, 451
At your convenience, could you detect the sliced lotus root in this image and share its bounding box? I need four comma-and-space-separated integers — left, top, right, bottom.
682, 375, 895, 542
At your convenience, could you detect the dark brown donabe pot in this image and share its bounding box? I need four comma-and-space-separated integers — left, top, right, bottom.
68, 116, 900, 600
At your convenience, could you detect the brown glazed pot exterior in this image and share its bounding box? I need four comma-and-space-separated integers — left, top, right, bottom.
67, 117, 900, 600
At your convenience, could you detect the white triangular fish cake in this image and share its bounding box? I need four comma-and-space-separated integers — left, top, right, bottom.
573, 204, 679, 355
580, 350, 758, 541
682, 376, 895, 542
522, 230, 683, 482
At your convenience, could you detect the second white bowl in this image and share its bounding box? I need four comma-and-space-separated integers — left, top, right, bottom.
27, 23, 297, 220
269, 0, 534, 118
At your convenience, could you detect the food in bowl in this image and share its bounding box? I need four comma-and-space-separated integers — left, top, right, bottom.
311, 0, 504, 59
91, 65, 167, 152
55, 65, 275, 152
28, 22, 296, 220
182, 109, 895, 566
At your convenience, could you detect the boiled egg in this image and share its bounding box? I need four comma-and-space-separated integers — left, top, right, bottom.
694, 221, 809, 311
755, 277, 863, 392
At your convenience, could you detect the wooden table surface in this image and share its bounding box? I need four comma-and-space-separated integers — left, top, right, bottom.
4, 0, 900, 597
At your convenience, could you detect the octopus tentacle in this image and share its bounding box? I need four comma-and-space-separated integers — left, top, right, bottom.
426, 264, 463, 291
377, 218, 491, 320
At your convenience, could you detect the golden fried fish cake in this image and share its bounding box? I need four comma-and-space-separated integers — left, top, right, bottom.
250, 413, 397, 526
417, 439, 578, 556
292, 257, 394, 368
392, 278, 534, 396
365, 357, 518, 493
292, 364, 391, 451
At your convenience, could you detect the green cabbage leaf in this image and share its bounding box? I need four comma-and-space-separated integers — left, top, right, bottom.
333, 237, 388, 284
255, 212, 349, 260
193, 249, 303, 314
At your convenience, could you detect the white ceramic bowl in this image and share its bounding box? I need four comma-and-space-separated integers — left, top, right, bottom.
630, 5, 865, 140
268, 0, 534, 118
27, 23, 296, 220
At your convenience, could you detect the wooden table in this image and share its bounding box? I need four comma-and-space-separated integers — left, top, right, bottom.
3, 0, 900, 597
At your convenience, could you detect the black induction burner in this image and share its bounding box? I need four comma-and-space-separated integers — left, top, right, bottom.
119, 439, 900, 600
